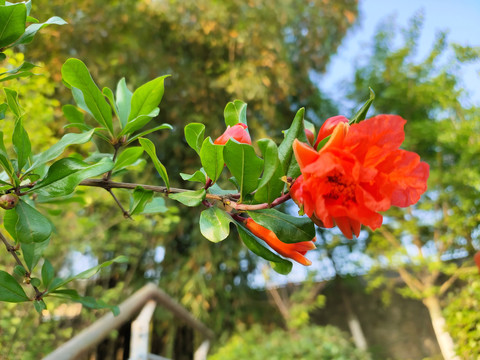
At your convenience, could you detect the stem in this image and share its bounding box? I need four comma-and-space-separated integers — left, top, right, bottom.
103, 143, 122, 181
0, 231, 43, 300
106, 189, 132, 219
79, 179, 291, 211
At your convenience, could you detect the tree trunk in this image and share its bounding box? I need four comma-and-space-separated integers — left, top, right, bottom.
423, 296, 459, 360
340, 286, 367, 350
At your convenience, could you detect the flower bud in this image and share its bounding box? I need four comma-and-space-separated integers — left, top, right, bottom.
214, 123, 252, 145
0, 194, 19, 210
305, 128, 315, 146
314, 115, 349, 149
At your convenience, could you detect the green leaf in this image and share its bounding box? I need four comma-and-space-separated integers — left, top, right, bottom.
349, 87, 375, 124
0, 53, 5, 61
31, 157, 114, 197
180, 170, 206, 184
4, 87, 22, 118
140, 197, 168, 214
200, 137, 224, 183
128, 75, 169, 122
118, 108, 159, 136
47, 256, 128, 293
22, 237, 50, 271
12, 119, 31, 171
0, 131, 14, 178
30, 277, 41, 287
254, 163, 284, 204
224, 100, 247, 127
236, 224, 292, 275
11, 16, 67, 46
50, 289, 119, 316
0, 4, 26, 48
0, 61, 37, 76
33, 299, 46, 314
61, 59, 113, 134
0, 270, 29, 302
199, 207, 232, 243
0, 103, 7, 119
184, 123, 205, 155
5, 199, 52, 244
256, 139, 279, 189
62, 104, 84, 124
26, 16, 38, 23
138, 137, 169, 189
224, 140, 263, 200
169, 189, 206, 207
130, 186, 154, 215
26, 129, 95, 172
13, 265, 26, 277
0, 71, 34, 82
278, 108, 307, 178
247, 208, 315, 244
315, 134, 331, 151
113, 147, 143, 171
41, 259, 54, 289
125, 123, 172, 145
102, 86, 120, 121
116, 78, 132, 128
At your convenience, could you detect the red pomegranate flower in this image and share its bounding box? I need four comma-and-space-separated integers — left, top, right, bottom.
314, 115, 349, 149
214, 123, 251, 145
291, 115, 429, 239
245, 218, 316, 266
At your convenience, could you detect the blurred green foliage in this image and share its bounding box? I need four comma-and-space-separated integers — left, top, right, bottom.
209, 324, 372, 360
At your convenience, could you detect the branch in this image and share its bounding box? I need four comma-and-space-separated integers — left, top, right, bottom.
439, 266, 477, 296
79, 179, 291, 211
0, 231, 43, 300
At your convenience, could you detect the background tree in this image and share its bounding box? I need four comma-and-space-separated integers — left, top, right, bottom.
349, 14, 480, 360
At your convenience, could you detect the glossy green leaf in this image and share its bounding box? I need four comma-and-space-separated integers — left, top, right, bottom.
116, 78, 132, 128
130, 186, 154, 215
0, 71, 33, 82
26, 16, 38, 23
12, 119, 31, 171
169, 189, 206, 207
199, 207, 232, 243
5, 200, 52, 244
184, 122, 205, 155
0, 131, 14, 177
126, 124, 172, 145
247, 208, 315, 244
118, 108, 159, 136
254, 163, 284, 204
0, 103, 7, 119
13, 265, 26, 277
0, 270, 29, 302
41, 259, 54, 289
139, 137, 169, 189
200, 137, 224, 183
349, 87, 375, 124
0, 4, 26, 48
33, 299, 46, 314
62, 104, 84, 124
224, 100, 247, 127
47, 256, 128, 293
0, 61, 37, 76
113, 147, 144, 171
180, 170, 206, 184
61, 59, 113, 134
224, 140, 263, 199
32, 157, 114, 197
278, 108, 307, 178
50, 288, 119, 316
140, 197, 168, 214
26, 129, 95, 172
128, 75, 169, 121
11, 16, 67, 46
236, 224, 292, 275
102, 86, 120, 121
4, 87, 22, 118
256, 139, 279, 189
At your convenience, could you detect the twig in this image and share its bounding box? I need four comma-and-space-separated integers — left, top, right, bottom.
103, 143, 122, 181
106, 189, 132, 219
0, 231, 43, 300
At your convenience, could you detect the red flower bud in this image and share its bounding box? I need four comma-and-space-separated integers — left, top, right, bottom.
305, 128, 315, 146
214, 123, 252, 145
245, 218, 315, 266
314, 115, 349, 149
0, 194, 19, 210
474, 251, 480, 273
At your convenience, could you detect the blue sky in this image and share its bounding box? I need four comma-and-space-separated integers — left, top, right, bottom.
319, 0, 480, 114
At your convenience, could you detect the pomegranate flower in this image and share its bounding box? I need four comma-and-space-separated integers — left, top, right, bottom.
245, 218, 316, 266
314, 115, 349, 149
291, 115, 429, 239
214, 123, 251, 145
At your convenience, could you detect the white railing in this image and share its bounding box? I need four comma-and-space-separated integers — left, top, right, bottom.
43, 283, 214, 360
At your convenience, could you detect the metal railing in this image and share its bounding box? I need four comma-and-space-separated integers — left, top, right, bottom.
43, 283, 214, 360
